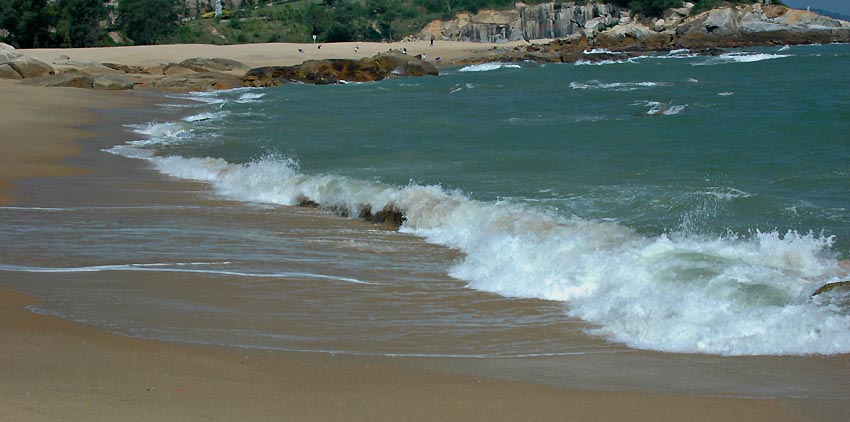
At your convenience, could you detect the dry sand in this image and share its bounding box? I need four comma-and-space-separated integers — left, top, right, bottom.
0, 43, 836, 421
22, 40, 546, 70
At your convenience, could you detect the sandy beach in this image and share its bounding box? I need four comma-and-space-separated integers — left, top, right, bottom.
22, 40, 542, 70
1, 43, 848, 421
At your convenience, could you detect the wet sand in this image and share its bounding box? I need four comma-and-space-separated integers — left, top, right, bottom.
0, 47, 847, 420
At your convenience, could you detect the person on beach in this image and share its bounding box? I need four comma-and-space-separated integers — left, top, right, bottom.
430, 34, 435, 47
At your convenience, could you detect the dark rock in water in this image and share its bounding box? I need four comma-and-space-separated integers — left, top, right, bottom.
243, 51, 437, 87
812, 281, 850, 297
577, 52, 633, 63
297, 196, 319, 208
360, 205, 406, 228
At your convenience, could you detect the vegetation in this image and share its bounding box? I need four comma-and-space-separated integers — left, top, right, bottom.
0, 0, 790, 48
118, 0, 180, 45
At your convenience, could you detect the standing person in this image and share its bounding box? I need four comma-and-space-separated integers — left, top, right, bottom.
430, 34, 435, 47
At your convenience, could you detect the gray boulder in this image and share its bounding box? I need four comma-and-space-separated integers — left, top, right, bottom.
1, 54, 54, 78
0, 63, 22, 79
46, 70, 95, 88
93, 74, 134, 90
180, 57, 249, 72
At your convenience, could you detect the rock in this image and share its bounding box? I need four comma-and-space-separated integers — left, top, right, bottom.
93, 74, 134, 90
58, 54, 70, 60
0, 42, 15, 52
360, 205, 406, 228
244, 51, 437, 87
46, 70, 95, 88
162, 63, 197, 76
107, 31, 125, 44
370, 50, 438, 77
102, 62, 148, 74
0, 52, 54, 78
152, 72, 244, 92
180, 57, 249, 73
812, 281, 850, 297
0, 63, 22, 79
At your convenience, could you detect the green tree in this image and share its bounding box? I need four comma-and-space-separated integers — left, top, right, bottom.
0, 0, 57, 48
118, 0, 179, 45
57, 0, 108, 47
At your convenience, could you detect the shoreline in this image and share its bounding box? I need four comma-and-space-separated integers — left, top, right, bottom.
0, 286, 806, 421
1, 48, 849, 420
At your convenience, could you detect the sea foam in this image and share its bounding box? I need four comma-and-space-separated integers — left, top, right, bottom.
458, 63, 521, 72
110, 121, 850, 356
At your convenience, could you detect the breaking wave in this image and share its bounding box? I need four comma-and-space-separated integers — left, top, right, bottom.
458, 63, 522, 72
109, 118, 850, 355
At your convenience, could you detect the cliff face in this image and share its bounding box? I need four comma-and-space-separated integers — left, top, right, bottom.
422, 2, 850, 46
420, 2, 626, 42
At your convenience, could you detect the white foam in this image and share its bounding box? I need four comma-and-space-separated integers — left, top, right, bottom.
183, 111, 229, 122
236, 92, 266, 103
696, 52, 793, 65
575, 58, 635, 66
718, 92, 734, 96
103, 147, 850, 355
458, 63, 521, 72
636, 100, 687, 116
0, 262, 372, 284
570, 80, 665, 91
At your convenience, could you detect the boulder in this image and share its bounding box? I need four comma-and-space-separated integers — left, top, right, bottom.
46, 70, 95, 88
102, 62, 148, 74
162, 63, 197, 76
180, 57, 249, 72
3, 55, 54, 78
0, 42, 15, 52
152, 72, 244, 92
370, 50, 438, 77
360, 205, 406, 228
244, 51, 437, 87
93, 74, 134, 90
0, 63, 22, 79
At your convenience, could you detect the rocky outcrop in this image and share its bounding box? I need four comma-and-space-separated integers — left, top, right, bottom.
0, 50, 54, 79
92, 74, 135, 90
456, 4, 850, 63
153, 72, 244, 92
0, 63, 22, 79
46, 70, 95, 88
244, 51, 437, 87
420, 2, 625, 42
179, 57, 249, 73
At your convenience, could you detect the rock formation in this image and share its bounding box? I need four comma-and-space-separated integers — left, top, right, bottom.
244, 51, 437, 87
450, 3, 850, 63
0, 48, 54, 79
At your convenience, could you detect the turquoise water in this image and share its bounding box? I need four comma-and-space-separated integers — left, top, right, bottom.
104, 44, 850, 356
157, 45, 850, 242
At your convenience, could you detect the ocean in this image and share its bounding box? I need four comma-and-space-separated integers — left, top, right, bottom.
2, 43, 849, 397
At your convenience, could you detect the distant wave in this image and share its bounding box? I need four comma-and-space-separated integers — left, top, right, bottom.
458, 63, 521, 72
635, 100, 688, 116
695, 52, 793, 65
570, 80, 667, 91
